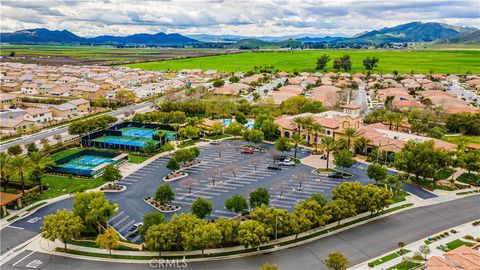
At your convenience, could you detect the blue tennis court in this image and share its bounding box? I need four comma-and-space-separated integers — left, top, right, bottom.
93, 136, 150, 147
120, 127, 156, 138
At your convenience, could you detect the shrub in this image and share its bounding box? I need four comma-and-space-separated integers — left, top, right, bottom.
464, 235, 474, 240
368, 262, 374, 268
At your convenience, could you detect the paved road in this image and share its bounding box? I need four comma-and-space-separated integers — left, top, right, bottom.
447, 82, 479, 104
0, 101, 155, 150
3, 195, 479, 270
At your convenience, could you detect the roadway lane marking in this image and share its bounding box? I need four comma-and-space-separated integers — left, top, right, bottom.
11, 250, 35, 267
7, 225, 24, 230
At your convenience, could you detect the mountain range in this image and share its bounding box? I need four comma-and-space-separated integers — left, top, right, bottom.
0, 22, 478, 47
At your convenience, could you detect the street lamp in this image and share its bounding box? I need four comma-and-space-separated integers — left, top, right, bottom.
275, 214, 283, 246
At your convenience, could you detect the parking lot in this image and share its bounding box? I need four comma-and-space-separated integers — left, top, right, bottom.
105, 140, 378, 243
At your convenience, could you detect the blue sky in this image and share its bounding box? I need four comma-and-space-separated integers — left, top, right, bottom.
1, 0, 479, 37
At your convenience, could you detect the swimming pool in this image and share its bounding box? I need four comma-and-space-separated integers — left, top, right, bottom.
218, 118, 254, 129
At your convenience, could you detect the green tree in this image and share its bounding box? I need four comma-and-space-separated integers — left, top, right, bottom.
324, 199, 356, 225
0, 152, 12, 192
243, 129, 264, 144
183, 223, 222, 255
362, 185, 393, 216
8, 155, 31, 195
290, 133, 303, 158
166, 158, 180, 171
363, 57, 379, 70
73, 192, 117, 232
191, 197, 213, 219
212, 79, 225, 87
275, 137, 292, 153
28, 151, 54, 193
249, 187, 270, 209
211, 121, 224, 135
95, 227, 120, 258
316, 54, 330, 70
138, 212, 166, 240
178, 125, 200, 140
250, 205, 291, 238
419, 244, 431, 261
333, 150, 355, 168
325, 252, 349, 270
26, 143, 39, 154
320, 136, 336, 169
161, 142, 174, 153
102, 164, 122, 184
225, 122, 243, 137
7, 145, 22, 156
311, 194, 328, 206
366, 163, 388, 184
41, 209, 85, 251
337, 128, 359, 150
294, 199, 330, 228
459, 150, 480, 174
235, 112, 248, 125
225, 193, 248, 214
155, 184, 175, 206
261, 263, 278, 270
238, 220, 271, 249
260, 120, 280, 141
142, 140, 158, 154
216, 218, 240, 246
144, 223, 177, 256
229, 76, 239, 83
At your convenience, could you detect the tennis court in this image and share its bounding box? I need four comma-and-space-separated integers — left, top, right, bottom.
57, 154, 115, 174
120, 127, 156, 139
92, 136, 151, 147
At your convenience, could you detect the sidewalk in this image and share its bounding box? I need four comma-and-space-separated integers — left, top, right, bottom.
351, 221, 480, 269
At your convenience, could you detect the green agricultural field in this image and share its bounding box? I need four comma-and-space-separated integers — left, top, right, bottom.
124, 49, 480, 74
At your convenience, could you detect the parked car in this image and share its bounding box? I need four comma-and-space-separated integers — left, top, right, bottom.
279, 159, 295, 166
210, 140, 220, 145
241, 149, 254, 154
127, 222, 143, 236
267, 165, 282, 170
327, 172, 344, 179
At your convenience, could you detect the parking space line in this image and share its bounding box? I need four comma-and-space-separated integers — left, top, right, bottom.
131, 234, 142, 243
109, 211, 125, 222
11, 250, 36, 267
112, 215, 129, 227
118, 220, 136, 233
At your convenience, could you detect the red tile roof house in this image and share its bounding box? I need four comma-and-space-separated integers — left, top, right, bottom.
213, 83, 250, 95
0, 117, 34, 134
24, 107, 53, 123
271, 85, 304, 104
426, 246, 480, 270
240, 74, 263, 84
309, 85, 341, 108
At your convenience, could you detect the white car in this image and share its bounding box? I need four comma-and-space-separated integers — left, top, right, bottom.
279, 159, 295, 166
210, 140, 220, 145
127, 222, 143, 236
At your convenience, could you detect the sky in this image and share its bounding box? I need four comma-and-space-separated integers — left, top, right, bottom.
1, 0, 479, 38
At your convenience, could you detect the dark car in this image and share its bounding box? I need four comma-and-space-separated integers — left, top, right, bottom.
328, 172, 344, 179
267, 165, 282, 170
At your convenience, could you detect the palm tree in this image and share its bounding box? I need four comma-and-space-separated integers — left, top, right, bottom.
8, 156, 31, 195
28, 152, 55, 193
320, 137, 336, 169
354, 137, 371, 155
302, 116, 315, 143
338, 127, 360, 151
292, 116, 305, 134
290, 133, 303, 158
384, 112, 398, 130
311, 123, 325, 153
0, 152, 11, 192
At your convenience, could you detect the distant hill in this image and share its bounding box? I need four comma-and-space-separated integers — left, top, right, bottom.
0, 28, 199, 45
347, 22, 478, 43
438, 30, 480, 44
297, 36, 347, 43
232, 38, 302, 49
0, 28, 84, 43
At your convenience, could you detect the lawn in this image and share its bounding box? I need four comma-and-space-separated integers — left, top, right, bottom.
456, 173, 480, 186
369, 249, 411, 267
314, 168, 353, 177
50, 148, 84, 161
40, 175, 104, 200
442, 135, 480, 146
445, 239, 475, 250
435, 169, 454, 180
124, 50, 480, 74
128, 154, 149, 164
386, 261, 421, 270
391, 191, 410, 203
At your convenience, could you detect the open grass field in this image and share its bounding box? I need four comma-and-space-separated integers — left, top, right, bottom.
0, 45, 227, 66
124, 49, 480, 74
442, 135, 480, 146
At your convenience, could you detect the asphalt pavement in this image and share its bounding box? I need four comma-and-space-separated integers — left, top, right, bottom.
3, 195, 479, 270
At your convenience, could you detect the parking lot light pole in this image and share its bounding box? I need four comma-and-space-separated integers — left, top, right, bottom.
275, 214, 283, 246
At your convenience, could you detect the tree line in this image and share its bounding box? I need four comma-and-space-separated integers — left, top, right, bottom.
68, 115, 117, 136
315, 54, 379, 72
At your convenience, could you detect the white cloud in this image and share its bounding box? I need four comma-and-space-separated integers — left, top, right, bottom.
0, 0, 478, 37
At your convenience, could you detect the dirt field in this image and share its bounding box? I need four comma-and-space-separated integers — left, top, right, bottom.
0, 45, 230, 66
